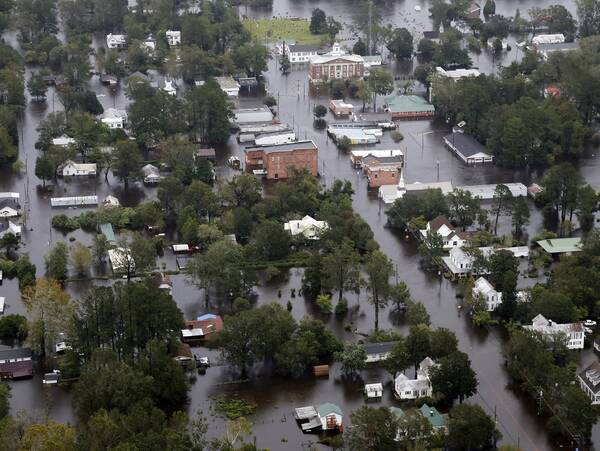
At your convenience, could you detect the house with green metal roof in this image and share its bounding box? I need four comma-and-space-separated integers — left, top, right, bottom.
419, 404, 447, 432
384, 95, 435, 120
317, 402, 343, 430
536, 237, 582, 255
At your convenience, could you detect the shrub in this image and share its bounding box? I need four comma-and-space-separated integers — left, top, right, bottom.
263, 95, 277, 107
337, 136, 352, 151
335, 297, 348, 315
316, 294, 333, 314
391, 131, 404, 142
51, 215, 79, 231
212, 396, 257, 420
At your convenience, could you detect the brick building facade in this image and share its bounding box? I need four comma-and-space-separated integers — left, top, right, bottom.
245, 141, 318, 180
308, 43, 365, 83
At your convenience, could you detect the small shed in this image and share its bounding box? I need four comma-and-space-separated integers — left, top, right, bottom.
172, 244, 190, 253
313, 365, 329, 377
43, 370, 61, 385
0, 297, 4, 313
196, 148, 216, 161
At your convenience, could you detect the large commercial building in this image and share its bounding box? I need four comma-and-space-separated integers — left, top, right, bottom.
245, 140, 318, 180
308, 43, 365, 83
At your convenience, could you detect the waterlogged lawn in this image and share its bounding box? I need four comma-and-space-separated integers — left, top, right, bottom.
243, 18, 327, 45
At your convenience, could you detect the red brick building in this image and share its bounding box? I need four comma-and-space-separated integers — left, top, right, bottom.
245, 140, 318, 180
365, 164, 402, 188
308, 43, 365, 83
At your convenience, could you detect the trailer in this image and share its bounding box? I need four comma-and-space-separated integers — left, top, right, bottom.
254, 131, 296, 146
50, 196, 98, 207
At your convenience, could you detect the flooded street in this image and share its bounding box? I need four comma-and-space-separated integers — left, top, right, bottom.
1, 1, 598, 450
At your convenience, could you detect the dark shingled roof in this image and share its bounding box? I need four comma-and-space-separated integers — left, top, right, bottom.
444, 133, 491, 158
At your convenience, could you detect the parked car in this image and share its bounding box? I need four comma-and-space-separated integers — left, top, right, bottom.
197, 356, 210, 368
584, 320, 597, 327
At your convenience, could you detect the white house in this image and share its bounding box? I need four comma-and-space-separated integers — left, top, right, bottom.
524, 314, 585, 350
283, 43, 321, 63
579, 361, 600, 405
215, 76, 240, 97
52, 135, 76, 147
166, 30, 181, 46
284, 215, 329, 240
142, 164, 162, 184
472, 277, 502, 311
0, 220, 21, 239
419, 215, 469, 249
316, 403, 343, 430
101, 108, 128, 129
106, 33, 127, 49
61, 160, 97, 177
394, 357, 436, 400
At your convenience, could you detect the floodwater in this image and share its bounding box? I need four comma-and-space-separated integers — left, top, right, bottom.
1, 1, 598, 450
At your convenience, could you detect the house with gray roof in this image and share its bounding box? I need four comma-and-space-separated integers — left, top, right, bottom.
443, 132, 493, 164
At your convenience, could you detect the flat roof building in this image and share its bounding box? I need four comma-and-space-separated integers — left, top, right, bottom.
384, 95, 435, 120
245, 140, 318, 180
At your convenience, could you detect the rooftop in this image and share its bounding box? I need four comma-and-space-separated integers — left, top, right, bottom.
444, 133, 492, 158
537, 238, 582, 254
364, 341, 398, 355
245, 140, 317, 154
317, 402, 342, 417
580, 361, 600, 394
419, 404, 446, 429
288, 43, 321, 53
385, 95, 435, 114
214, 76, 240, 90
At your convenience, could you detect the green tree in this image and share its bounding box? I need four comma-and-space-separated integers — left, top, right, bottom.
20, 422, 76, 451
430, 351, 478, 403
0, 383, 9, 420
483, 0, 496, 17
491, 184, 513, 235
129, 232, 156, 275
417, 39, 436, 60
447, 189, 481, 231
335, 342, 367, 377
345, 406, 400, 451
405, 300, 431, 326
577, 0, 600, 37
0, 127, 16, 165
511, 196, 530, 238
112, 140, 142, 189
280, 53, 290, 74
221, 173, 262, 208
73, 349, 154, 421
253, 219, 290, 260
382, 338, 410, 376
576, 185, 598, 232
406, 324, 431, 370
387, 28, 413, 59
27, 72, 47, 101
0, 232, 19, 258
447, 404, 499, 450
430, 327, 458, 359
45, 241, 68, 281
0, 314, 28, 341
365, 250, 394, 331
92, 234, 109, 264
313, 104, 327, 119
22, 278, 72, 357
34, 154, 54, 188
322, 239, 360, 301
368, 68, 394, 110
389, 281, 411, 312
353, 38, 367, 56
309, 8, 327, 34
70, 242, 92, 277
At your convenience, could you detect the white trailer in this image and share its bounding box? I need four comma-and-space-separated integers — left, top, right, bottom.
254, 131, 296, 146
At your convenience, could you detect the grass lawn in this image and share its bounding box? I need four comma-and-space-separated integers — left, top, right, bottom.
243, 18, 327, 45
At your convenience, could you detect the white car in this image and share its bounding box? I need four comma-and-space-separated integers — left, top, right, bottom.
197, 357, 210, 368
584, 320, 597, 327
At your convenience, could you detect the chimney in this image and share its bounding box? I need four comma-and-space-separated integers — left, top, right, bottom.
429, 409, 434, 417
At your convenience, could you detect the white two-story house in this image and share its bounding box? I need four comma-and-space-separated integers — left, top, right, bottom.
524, 314, 585, 349
472, 277, 502, 311
419, 215, 469, 249
394, 357, 436, 400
